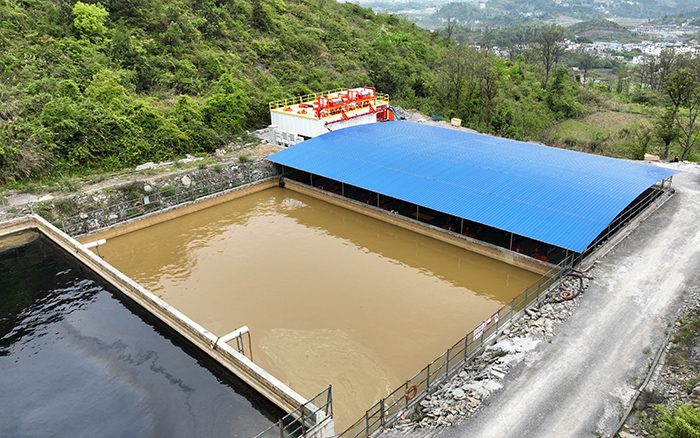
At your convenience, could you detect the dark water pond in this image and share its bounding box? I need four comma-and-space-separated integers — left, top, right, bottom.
0, 231, 283, 438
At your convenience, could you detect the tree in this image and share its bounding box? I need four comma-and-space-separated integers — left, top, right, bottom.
620, 123, 653, 160
85, 70, 128, 107
665, 64, 700, 161
204, 73, 248, 136
442, 17, 456, 46
72, 2, 109, 40
534, 24, 566, 90
476, 56, 499, 129
615, 66, 631, 95
654, 106, 680, 160
478, 27, 494, 53
578, 48, 596, 87
433, 45, 479, 120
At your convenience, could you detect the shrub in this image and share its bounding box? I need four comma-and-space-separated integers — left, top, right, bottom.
655, 403, 700, 438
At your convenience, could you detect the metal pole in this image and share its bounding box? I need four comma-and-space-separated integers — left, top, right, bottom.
445, 349, 450, 376
460, 218, 464, 234
509, 233, 513, 249
426, 364, 430, 389
416, 205, 420, 221
380, 399, 385, 426
342, 183, 345, 196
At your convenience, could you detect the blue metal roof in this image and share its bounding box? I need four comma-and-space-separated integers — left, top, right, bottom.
267, 122, 679, 252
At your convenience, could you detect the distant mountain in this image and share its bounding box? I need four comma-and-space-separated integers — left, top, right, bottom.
418, 0, 700, 28
568, 18, 633, 39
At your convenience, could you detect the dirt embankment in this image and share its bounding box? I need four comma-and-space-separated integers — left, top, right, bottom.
0, 138, 284, 233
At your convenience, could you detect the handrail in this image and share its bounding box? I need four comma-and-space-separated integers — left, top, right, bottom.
269, 89, 389, 112
253, 386, 334, 438
212, 326, 254, 362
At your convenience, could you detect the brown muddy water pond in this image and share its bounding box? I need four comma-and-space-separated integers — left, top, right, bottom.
98, 187, 541, 429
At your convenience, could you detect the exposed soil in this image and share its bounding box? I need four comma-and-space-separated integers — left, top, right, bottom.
0, 136, 284, 209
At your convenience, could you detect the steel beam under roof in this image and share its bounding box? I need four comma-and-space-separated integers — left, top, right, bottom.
266, 122, 679, 253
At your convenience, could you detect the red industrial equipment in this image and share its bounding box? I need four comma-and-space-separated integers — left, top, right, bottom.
314, 87, 385, 119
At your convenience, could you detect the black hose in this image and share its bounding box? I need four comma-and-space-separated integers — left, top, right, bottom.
551, 272, 584, 303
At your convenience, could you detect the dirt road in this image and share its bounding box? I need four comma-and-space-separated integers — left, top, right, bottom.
383, 161, 700, 438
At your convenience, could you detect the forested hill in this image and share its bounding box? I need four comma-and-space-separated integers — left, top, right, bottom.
0, 0, 444, 181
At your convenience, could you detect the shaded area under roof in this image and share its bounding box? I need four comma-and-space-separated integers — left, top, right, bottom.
266, 122, 679, 253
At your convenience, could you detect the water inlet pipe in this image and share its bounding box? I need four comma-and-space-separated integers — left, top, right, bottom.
213, 326, 254, 362
83, 238, 107, 258
389, 106, 402, 120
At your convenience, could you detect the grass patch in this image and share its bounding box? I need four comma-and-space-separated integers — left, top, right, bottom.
238, 153, 252, 163
582, 111, 647, 130
666, 310, 700, 372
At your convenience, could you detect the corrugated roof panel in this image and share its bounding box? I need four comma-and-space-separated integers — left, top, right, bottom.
267, 122, 679, 252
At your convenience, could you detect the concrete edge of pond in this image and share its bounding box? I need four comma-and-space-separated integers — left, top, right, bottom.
282, 180, 552, 276
0, 215, 333, 435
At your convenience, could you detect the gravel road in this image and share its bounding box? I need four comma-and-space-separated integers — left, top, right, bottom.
380, 161, 700, 438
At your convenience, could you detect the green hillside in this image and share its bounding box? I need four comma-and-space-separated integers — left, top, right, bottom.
0, 0, 441, 181
3, 0, 699, 185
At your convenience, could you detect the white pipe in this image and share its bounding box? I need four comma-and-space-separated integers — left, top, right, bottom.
219, 326, 250, 345
84, 239, 106, 249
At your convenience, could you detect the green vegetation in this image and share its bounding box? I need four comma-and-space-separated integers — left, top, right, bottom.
2, 0, 700, 187
655, 403, 700, 438
1, 0, 441, 182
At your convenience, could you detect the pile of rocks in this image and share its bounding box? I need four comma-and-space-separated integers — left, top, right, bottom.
3, 155, 276, 237
392, 275, 590, 432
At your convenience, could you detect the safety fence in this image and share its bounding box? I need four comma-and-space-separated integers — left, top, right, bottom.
0, 169, 267, 238
270, 88, 347, 111
268, 89, 390, 112
254, 386, 334, 438
339, 253, 582, 438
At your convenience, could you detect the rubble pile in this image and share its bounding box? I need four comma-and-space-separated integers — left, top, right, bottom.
393, 275, 590, 432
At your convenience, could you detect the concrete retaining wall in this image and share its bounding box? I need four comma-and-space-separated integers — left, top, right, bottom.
0, 216, 315, 422
283, 180, 551, 276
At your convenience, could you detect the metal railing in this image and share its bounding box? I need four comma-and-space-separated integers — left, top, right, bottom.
269, 89, 390, 112
0, 167, 270, 237
339, 253, 582, 438
212, 326, 254, 362
254, 386, 334, 438
270, 88, 346, 111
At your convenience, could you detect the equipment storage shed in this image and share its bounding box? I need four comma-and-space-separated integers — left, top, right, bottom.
267, 121, 679, 257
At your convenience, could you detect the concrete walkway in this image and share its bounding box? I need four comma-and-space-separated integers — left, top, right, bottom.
379, 161, 700, 438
